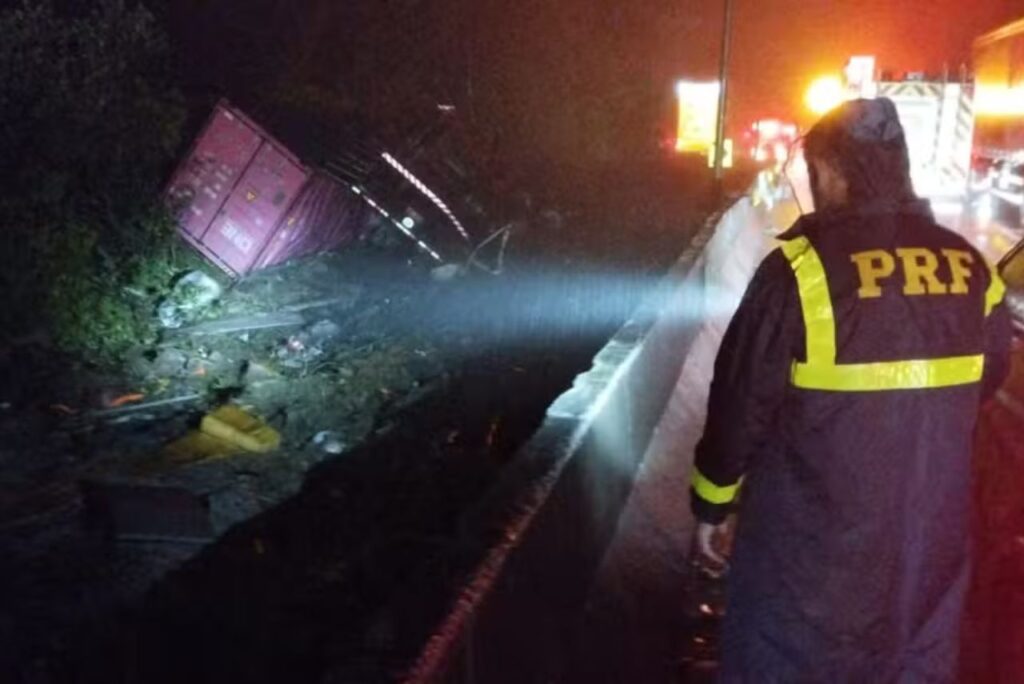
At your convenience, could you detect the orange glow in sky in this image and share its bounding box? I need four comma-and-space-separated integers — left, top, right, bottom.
667, 0, 1021, 129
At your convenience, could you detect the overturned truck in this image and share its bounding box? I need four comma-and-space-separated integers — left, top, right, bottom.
165, 100, 482, 276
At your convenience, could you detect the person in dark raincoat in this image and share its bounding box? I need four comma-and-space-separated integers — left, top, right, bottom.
689, 98, 1012, 682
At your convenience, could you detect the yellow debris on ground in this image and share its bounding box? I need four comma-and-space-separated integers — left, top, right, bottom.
161, 405, 280, 465
162, 431, 243, 464
199, 405, 281, 453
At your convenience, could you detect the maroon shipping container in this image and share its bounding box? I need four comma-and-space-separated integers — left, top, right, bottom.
250, 171, 367, 271
166, 101, 369, 276
166, 102, 308, 275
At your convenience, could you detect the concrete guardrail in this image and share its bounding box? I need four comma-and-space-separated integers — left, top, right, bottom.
400, 188, 790, 683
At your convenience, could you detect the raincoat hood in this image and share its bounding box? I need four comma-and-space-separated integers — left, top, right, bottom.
805, 97, 916, 208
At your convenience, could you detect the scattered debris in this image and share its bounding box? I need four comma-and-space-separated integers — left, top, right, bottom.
280, 296, 359, 313
161, 432, 242, 466
0, 135, 719, 681
157, 270, 223, 329
159, 405, 280, 468
86, 393, 203, 421
200, 405, 281, 453
275, 334, 320, 368
241, 361, 279, 383
148, 348, 190, 376
82, 481, 213, 544
306, 319, 343, 344
312, 430, 346, 455
172, 312, 306, 337
271, 318, 345, 368
467, 224, 513, 275
105, 392, 145, 408
430, 264, 463, 282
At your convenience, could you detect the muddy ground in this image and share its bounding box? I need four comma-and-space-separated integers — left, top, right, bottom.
0, 160, 748, 682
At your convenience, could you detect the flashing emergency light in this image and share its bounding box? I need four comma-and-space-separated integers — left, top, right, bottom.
974, 84, 1024, 117
805, 76, 845, 116
750, 119, 798, 166
759, 120, 781, 137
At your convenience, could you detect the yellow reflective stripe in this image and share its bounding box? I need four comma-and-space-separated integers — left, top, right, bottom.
791, 355, 984, 391
986, 264, 1006, 316
779, 238, 986, 392
690, 468, 741, 505
781, 237, 836, 363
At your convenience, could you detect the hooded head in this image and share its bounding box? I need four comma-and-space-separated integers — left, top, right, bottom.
804, 98, 916, 211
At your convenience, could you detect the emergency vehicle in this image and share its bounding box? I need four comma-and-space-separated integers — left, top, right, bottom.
972, 17, 1024, 226
744, 119, 798, 165
843, 56, 975, 204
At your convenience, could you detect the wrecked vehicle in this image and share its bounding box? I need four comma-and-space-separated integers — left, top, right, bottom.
165, 100, 501, 278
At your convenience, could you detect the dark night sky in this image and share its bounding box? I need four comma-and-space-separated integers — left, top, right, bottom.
165, 0, 1024, 161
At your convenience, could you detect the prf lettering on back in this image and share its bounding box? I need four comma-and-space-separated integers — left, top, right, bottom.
849, 250, 895, 298
850, 248, 975, 299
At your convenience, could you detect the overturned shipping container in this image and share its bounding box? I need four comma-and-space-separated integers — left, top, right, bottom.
166, 101, 368, 276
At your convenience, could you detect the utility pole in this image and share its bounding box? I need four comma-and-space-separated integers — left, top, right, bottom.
713, 0, 734, 193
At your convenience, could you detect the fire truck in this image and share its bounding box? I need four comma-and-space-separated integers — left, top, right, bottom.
973, 17, 1024, 225
843, 56, 975, 204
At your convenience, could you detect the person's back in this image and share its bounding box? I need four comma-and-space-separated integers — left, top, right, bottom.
689, 99, 1012, 682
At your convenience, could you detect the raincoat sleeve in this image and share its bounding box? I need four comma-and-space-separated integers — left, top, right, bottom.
690, 249, 802, 524
981, 300, 1012, 403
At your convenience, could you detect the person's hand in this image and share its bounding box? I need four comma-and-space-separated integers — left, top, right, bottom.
696, 520, 733, 567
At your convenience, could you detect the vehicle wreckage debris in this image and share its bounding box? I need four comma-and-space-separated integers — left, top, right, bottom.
82, 481, 214, 544
172, 312, 307, 337
79, 393, 204, 422
158, 270, 224, 329
311, 430, 346, 455
1, 96, 719, 683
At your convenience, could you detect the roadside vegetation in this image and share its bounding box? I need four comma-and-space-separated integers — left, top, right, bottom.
1, 0, 191, 365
